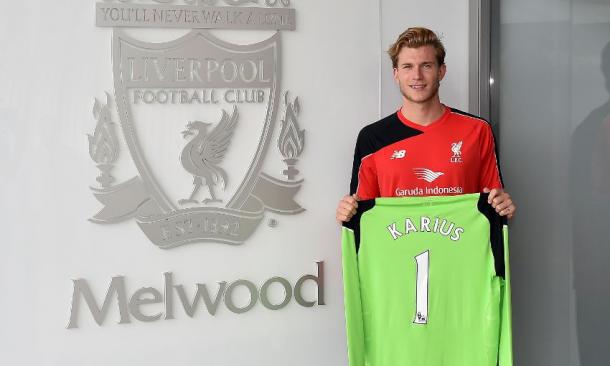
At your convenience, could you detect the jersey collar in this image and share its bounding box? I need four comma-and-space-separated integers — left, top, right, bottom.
397, 105, 451, 131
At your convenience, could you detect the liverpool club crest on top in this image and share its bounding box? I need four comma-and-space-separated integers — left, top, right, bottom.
88, 0, 305, 248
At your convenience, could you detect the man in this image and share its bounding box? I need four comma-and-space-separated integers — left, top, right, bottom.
336, 27, 516, 221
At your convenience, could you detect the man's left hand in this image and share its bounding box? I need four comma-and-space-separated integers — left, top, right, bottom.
483, 188, 516, 219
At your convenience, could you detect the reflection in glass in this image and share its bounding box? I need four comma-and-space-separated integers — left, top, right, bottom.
570, 41, 610, 366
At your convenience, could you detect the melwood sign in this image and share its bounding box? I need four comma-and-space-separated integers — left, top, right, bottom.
68, 262, 324, 328
69, 0, 320, 330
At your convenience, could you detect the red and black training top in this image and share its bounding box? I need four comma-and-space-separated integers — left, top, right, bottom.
350, 107, 503, 200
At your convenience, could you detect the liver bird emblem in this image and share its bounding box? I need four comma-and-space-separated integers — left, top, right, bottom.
451, 141, 463, 157
179, 107, 239, 205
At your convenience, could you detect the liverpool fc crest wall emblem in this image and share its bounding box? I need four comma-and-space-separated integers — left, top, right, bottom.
88, 0, 304, 248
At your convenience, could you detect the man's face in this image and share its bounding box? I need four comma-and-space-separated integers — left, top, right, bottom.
393, 45, 446, 104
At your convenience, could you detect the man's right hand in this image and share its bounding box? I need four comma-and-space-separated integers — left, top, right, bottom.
336, 194, 359, 223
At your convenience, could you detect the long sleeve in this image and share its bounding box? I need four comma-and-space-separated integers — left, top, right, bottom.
341, 226, 365, 366
498, 225, 513, 366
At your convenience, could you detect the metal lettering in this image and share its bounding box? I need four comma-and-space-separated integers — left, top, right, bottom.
68, 263, 325, 327
151, 58, 168, 81
206, 58, 219, 81
189, 58, 203, 82
164, 272, 175, 320
132, 89, 227, 104
223, 89, 265, 103
294, 261, 325, 307
175, 281, 227, 316
67, 276, 130, 328
101, 6, 111, 21
128, 57, 143, 82
95, 3, 296, 31
128, 287, 163, 322
220, 60, 238, 82
224, 279, 258, 314
157, 90, 169, 103
153, 8, 164, 22
266, 0, 291, 6
175, 58, 187, 82
239, 60, 257, 83
110, 8, 120, 22
224, 89, 235, 103
124, 54, 272, 87
260, 277, 292, 310
259, 59, 271, 82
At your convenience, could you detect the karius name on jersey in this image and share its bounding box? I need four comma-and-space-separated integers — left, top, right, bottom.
386, 216, 465, 242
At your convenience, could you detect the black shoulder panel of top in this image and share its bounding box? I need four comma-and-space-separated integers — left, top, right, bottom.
450, 108, 505, 186
450, 107, 490, 123
342, 199, 376, 254
349, 113, 423, 194
477, 193, 508, 279
358, 113, 424, 155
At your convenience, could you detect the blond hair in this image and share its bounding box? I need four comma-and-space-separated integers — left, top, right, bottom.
388, 27, 446, 68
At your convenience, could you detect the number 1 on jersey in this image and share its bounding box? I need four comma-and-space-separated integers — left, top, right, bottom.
414, 250, 429, 324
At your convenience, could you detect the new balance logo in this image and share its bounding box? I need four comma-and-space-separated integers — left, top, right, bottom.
390, 150, 406, 159
413, 168, 444, 183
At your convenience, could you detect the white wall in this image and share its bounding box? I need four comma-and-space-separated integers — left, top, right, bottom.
0, 1, 470, 365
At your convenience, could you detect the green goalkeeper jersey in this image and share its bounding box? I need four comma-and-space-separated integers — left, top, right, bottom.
341, 193, 512, 366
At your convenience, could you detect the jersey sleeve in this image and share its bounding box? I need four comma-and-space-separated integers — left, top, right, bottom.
478, 193, 513, 365
349, 129, 379, 199
341, 225, 365, 366
478, 124, 504, 191
499, 224, 513, 366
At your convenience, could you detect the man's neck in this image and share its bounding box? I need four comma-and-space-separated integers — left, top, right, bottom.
400, 99, 445, 126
